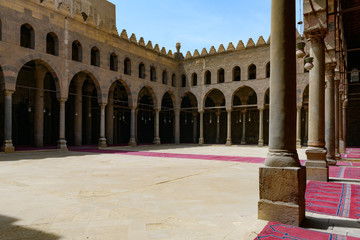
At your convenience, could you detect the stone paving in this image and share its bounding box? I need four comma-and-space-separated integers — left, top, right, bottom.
0, 145, 359, 239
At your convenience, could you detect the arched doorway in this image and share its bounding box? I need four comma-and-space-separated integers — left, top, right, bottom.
232, 86, 258, 145
180, 92, 198, 143
13, 60, 60, 147
106, 81, 130, 145
204, 89, 226, 144
160, 92, 174, 143
66, 72, 100, 146
137, 87, 155, 144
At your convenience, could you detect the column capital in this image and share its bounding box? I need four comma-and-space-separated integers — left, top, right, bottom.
226, 109, 232, 113
325, 63, 337, 77
99, 102, 107, 108
4, 90, 14, 96
241, 109, 247, 114
199, 111, 204, 114
297, 105, 302, 110
57, 98, 68, 103
305, 28, 327, 43
343, 99, 348, 108
258, 107, 264, 112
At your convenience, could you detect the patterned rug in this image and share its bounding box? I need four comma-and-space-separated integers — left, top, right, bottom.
255, 222, 360, 240
329, 166, 360, 180
305, 181, 360, 219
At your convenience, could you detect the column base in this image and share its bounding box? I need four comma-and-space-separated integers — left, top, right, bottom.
128, 138, 137, 147
339, 140, 345, 153
199, 138, 204, 145
258, 166, 306, 226
327, 158, 337, 166
226, 138, 232, 146
57, 139, 68, 151
241, 140, 246, 145
258, 139, 264, 147
2, 140, 15, 153
153, 138, 161, 145
296, 140, 302, 149
305, 147, 328, 182
98, 138, 107, 148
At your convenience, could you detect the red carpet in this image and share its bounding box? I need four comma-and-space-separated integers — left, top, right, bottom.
70, 147, 267, 163
305, 181, 360, 219
255, 222, 360, 240
329, 166, 360, 180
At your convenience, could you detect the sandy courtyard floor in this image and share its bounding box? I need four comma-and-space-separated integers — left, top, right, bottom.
0, 145, 279, 240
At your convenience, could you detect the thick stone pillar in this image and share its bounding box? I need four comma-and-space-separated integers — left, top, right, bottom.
215, 110, 220, 144
74, 79, 83, 146
34, 65, 47, 147
174, 108, 180, 144
106, 90, 114, 145
193, 112, 198, 143
296, 106, 302, 148
342, 99, 348, 152
98, 103, 107, 148
128, 106, 137, 146
258, 108, 264, 147
304, 106, 309, 145
325, 63, 337, 165
334, 79, 340, 158
226, 110, 232, 146
241, 110, 247, 145
153, 109, 161, 144
305, 29, 328, 182
3, 90, 15, 153
57, 98, 67, 150
258, 0, 305, 226
199, 111, 204, 145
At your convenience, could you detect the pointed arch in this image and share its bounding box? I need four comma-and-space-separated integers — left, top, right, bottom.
192, 72, 198, 86
205, 70, 211, 85
20, 23, 35, 49
233, 66, 241, 81
248, 64, 257, 80
91, 46, 100, 67
72, 40, 82, 62
218, 68, 225, 83
46, 32, 59, 56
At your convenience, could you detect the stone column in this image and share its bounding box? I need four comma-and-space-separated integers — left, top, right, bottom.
98, 103, 107, 148
193, 112, 198, 143
258, 0, 305, 226
241, 110, 247, 145
128, 106, 137, 146
34, 65, 46, 147
296, 106, 302, 148
304, 106, 309, 145
153, 109, 161, 144
339, 92, 344, 153
57, 98, 67, 150
342, 99, 348, 152
85, 88, 92, 145
74, 78, 83, 146
174, 108, 180, 144
258, 108, 264, 147
3, 90, 15, 153
226, 110, 232, 146
106, 90, 114, 145
199, 111, 204, 145
305, 29, 328, 182
215, 109, 221, 144
325, 63, 337, 165
334, 79, 340, 158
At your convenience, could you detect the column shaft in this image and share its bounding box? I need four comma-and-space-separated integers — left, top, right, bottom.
258, 108, 264, 147
106, 91, 114, 145
98, 103, 107, 148
74, 79, 82, 146
215, 110, 220, 144
339, 93, 344, 153
325, 63, 336, 165
3, 91, 14, 153
129, 107, 137, 146
226, 110, 232, 146
241, 110, 247, 145
174, 109, 180, 144
199, 111, 204, 145
57, 98, 67, 150
334, 80, 340, 158
85, 94, 92, 145
193, 113, 198, 143
296, 106, 302, 148
154, 109, 161, 144
34, 67, 45, 147
342, 101, 347, 152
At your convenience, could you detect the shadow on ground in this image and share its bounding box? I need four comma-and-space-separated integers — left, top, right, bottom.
0, 215, 60, 240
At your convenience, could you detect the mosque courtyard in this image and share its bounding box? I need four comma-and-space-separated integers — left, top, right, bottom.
0, 145, 359, 240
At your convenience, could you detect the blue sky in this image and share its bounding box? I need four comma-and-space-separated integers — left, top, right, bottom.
107, 1, 301, 54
